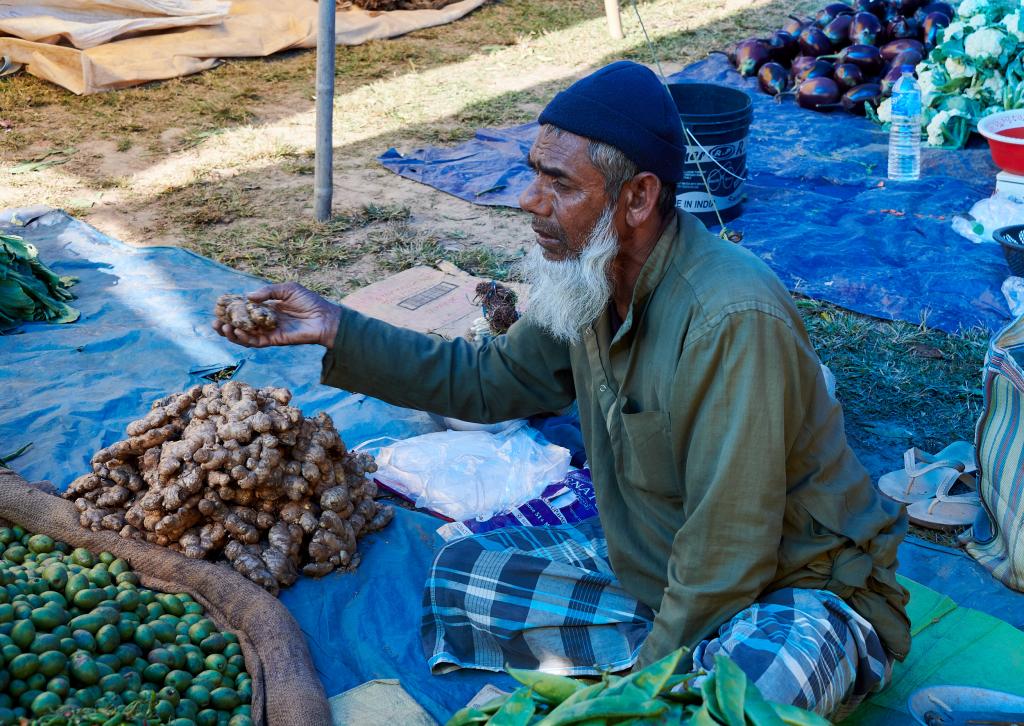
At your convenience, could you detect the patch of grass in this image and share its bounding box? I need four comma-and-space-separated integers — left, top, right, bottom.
363, 216, 522, 278
362, 203, 411, 224
448, 245, 522, 281
799, 298, 986, 456
189, 204, 414, 282
178, 128, 225, 151
283, 160, 315, 175
364, 218, 446, 272
280, 147, 315, 175
456, 90, 541, 129
116, 138, 132, 152
95, 175, 130, 190
189, 201, 521, 292
168, 182, 257, 228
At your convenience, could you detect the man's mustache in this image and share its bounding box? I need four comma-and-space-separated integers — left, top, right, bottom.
531, 218, 564, 241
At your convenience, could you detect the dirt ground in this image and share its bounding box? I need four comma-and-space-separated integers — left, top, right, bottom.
0, 0, 821, 292
0, 0, 989, 543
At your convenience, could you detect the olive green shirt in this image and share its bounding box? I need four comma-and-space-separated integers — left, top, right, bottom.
322, 210, 911, 665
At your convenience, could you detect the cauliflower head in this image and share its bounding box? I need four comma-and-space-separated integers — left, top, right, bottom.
964, 26, 1008, 63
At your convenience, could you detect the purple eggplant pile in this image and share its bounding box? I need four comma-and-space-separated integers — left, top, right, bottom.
726, 0, 954, 114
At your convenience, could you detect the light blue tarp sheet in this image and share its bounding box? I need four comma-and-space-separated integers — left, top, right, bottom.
2, 207, 1023, 724
0, 207, 516, 721
380, 54, 1010, 334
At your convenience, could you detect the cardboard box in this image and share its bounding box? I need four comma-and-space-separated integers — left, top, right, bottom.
341, 262, 526, 339
997, 171, 1024, 198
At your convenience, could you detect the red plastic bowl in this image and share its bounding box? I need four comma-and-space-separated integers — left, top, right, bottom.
978, 110, 1024, 175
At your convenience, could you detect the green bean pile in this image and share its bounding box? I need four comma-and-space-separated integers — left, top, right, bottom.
0, 526, 252, 725
446, 649, 831, 725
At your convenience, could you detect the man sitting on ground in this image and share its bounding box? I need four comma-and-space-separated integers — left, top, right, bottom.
214, 61, 909, 718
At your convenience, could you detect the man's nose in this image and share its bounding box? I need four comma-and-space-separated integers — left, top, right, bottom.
519, 176, 545, 216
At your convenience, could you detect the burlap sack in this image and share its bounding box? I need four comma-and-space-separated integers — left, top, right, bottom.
0, 467, 331, 726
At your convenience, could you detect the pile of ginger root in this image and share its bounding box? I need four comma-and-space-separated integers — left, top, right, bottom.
64, 380, 393, 594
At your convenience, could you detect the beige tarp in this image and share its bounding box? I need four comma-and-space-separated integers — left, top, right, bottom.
0, 0, 488, 94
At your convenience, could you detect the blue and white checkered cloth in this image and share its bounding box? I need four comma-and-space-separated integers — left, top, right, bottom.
422, 518, 891, 718
693, 588, 892, 718
422, 518, 652, 676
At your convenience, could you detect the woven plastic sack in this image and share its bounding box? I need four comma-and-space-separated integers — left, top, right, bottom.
962, 313, 1024, 591
0, 467, 332, 726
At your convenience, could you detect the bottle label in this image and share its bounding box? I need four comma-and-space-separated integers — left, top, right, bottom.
892, 91, 921, 117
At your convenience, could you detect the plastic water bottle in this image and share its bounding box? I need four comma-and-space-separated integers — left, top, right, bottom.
888, 70, 922, 181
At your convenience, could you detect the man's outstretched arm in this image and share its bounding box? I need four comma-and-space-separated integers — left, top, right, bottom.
214, 282, 577, 423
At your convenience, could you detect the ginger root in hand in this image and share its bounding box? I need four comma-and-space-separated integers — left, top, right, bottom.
215, 294, 278, 333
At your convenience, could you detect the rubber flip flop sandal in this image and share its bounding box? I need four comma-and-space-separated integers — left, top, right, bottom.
906, 471, 981, 531
878, 449, 963, 505
915, 440, 977, 473
901, 441, 977, 475
877, 441, 977, 504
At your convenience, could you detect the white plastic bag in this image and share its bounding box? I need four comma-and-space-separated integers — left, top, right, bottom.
952, 190, 1024, 244
369, 422, 571, 521
1004, 276, 1024, 317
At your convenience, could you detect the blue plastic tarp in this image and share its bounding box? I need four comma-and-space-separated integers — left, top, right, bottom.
0, 207, 515, 722
3, 207, 1024, 725
380, 54, 1011, 334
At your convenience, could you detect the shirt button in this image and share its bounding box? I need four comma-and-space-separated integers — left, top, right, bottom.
598, 384, 608, 393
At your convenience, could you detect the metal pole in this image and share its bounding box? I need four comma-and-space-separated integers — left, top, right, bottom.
604, 0, 623, 39
314, 0, 336, 221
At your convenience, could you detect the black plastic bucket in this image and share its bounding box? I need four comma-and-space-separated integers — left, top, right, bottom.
667, 83, 753, 225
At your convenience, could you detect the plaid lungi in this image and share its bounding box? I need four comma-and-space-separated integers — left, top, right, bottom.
422, 518, 891, 717
422, 517, 653, 676
693, 588, 892, 718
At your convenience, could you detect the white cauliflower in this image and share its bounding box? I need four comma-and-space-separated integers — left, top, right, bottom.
982, 70, 1006, 96
957, 0, 986, 16
945, 56, 976, 79
926, 109, 966, 146
917, 68, 939, 104
1005, 12, 1024, 42
969, 13, 988, 27
941, 20, 968, 41
964, 26, 1007, 62
877, 97, 893, 124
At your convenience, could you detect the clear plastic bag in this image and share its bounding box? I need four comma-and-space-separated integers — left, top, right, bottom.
952, 190, 1024, 244
1004, 276, 1024, 318
367, 422, 571, 521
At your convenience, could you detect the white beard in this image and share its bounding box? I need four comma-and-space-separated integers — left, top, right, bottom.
518, 206, 618, 345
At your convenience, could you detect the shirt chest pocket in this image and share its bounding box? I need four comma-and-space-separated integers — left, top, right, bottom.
619, 409, 680, 500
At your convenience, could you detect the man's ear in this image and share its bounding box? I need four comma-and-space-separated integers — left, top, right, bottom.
621, 172, 662, 228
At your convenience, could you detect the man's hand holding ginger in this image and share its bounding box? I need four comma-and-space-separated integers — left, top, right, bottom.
213, 282, 341, 349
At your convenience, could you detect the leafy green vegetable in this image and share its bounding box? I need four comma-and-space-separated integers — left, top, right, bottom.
447, 648, 833, 726
0, 232, 79, 329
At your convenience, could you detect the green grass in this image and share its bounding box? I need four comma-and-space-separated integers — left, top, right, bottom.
190, 199, 523, 293
798, 298, 986, 462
